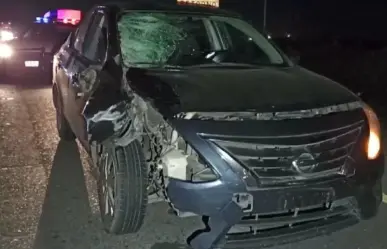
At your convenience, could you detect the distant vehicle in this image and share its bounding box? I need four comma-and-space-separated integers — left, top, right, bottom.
0, 19, 78, 80
52, 2, 384, 249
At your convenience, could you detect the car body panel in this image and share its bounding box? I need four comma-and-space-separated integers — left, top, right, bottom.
52, 2, 384, 249
126, 66, 359, 114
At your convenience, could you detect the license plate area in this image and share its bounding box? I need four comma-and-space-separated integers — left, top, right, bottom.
279, 189, 334, 210
24, 61, 39, 67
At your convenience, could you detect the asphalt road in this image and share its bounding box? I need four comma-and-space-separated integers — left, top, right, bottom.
0, 78, 387, 249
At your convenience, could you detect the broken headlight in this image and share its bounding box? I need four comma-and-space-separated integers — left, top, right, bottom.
362, 103, 381, 160
160, 131, 219, 183
177, 135, 219, 182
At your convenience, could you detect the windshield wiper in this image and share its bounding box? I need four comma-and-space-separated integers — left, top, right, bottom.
187, 62, 262, 68
130, 62, 182, 69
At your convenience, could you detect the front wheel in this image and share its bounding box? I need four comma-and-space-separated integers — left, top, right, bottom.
97, 140, 148, 234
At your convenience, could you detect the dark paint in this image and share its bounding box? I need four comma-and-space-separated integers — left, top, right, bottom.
167, 110, 383, 248
52, 3, 384, 249
126, 66, 360, 114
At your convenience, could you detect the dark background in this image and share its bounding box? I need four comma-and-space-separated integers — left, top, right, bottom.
2, 0, 387, 39
2, 0, 387, 110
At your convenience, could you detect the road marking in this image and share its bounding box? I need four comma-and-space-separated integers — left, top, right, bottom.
383, 193, 387, 204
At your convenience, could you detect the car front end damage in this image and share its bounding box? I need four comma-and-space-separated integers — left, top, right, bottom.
75, 7, 384, 248
166, 104, 383, 249
81, 67, 383, 249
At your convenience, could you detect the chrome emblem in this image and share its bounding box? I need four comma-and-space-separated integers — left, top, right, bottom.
291, 152, 317, 174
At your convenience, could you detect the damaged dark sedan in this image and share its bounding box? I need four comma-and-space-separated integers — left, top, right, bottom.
52, 2, 384, 249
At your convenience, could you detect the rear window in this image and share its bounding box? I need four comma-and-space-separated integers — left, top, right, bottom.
22, 24, 75, 40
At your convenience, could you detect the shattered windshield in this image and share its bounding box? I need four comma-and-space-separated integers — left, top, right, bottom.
117, 12, 286, 68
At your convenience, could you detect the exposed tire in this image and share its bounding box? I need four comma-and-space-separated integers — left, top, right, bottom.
52, 84, 75, 140
97, 140, 148, 234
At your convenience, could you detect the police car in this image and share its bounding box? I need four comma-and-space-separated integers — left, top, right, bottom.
0, 10, 80, 81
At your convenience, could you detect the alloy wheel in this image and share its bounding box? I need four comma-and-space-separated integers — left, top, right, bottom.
99, 147, 117, 219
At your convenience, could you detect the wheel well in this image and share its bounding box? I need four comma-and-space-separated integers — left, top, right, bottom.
52, 83, 60, 110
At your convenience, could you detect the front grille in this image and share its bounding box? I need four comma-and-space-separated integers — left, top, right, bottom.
223, 199, 359, 249
208, 120, 364, 185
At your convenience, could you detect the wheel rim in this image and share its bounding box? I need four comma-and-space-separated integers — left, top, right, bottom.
100, 147, 117, 218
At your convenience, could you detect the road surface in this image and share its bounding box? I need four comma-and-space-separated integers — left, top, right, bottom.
0, 78, 387, 249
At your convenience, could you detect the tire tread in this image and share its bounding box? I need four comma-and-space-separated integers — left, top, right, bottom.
107, 140, 148, 234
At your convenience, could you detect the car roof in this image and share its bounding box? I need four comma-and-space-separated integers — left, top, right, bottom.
99, 1, 240, 18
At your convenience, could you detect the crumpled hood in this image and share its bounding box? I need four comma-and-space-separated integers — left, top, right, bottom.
126, 66, 360, 114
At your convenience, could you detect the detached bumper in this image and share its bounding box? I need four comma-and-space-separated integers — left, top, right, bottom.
167, 155, 384, 249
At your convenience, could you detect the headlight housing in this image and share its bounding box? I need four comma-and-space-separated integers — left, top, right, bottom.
175, 135, 219, 182
0, 43, 12, 58
362, 103, 381, 160
158, 128, 219, 183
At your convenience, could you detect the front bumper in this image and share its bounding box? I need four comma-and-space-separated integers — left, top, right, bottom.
168, 156, 383, 249
166, 112, 384, 249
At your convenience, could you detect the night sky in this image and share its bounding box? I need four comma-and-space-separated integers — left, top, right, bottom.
1, 0, 387, 38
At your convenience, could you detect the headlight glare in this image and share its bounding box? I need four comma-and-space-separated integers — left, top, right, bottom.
0, 44, 12, 58
0, 30, 14, 41
362, 103, 381, 160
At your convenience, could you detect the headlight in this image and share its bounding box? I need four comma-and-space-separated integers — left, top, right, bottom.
0, 44, 12, 58
362, 103, 381, 160
0, 30, 14, 41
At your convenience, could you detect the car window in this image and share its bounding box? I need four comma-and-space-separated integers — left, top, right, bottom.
82, 13, 107, 63
22, 24, 73, 40
117, 12, 286, 68
216, 22, 271, 65
73, 11, 94, 53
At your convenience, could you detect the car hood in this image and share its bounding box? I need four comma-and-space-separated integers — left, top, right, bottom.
125, 66, 359, 115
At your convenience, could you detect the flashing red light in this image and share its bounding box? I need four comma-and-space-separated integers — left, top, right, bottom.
58, 18, 80, 25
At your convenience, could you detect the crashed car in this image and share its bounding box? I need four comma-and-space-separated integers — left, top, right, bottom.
52, 2, 384, 249
0, 21, 76, 80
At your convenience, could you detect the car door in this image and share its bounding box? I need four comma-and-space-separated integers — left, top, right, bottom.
55, 9, 94, 126
66, 10, 108, 149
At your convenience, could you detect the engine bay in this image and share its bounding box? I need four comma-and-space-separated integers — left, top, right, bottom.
140, 109, 218, 208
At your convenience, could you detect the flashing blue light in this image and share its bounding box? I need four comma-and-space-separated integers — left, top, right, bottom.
35, 17, 51, 24
43, 11, 51, 18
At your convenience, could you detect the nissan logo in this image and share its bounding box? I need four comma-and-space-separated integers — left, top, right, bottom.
291, 152, 317, 174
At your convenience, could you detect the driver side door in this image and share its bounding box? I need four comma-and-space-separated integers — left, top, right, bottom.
66, 10, 108, 150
